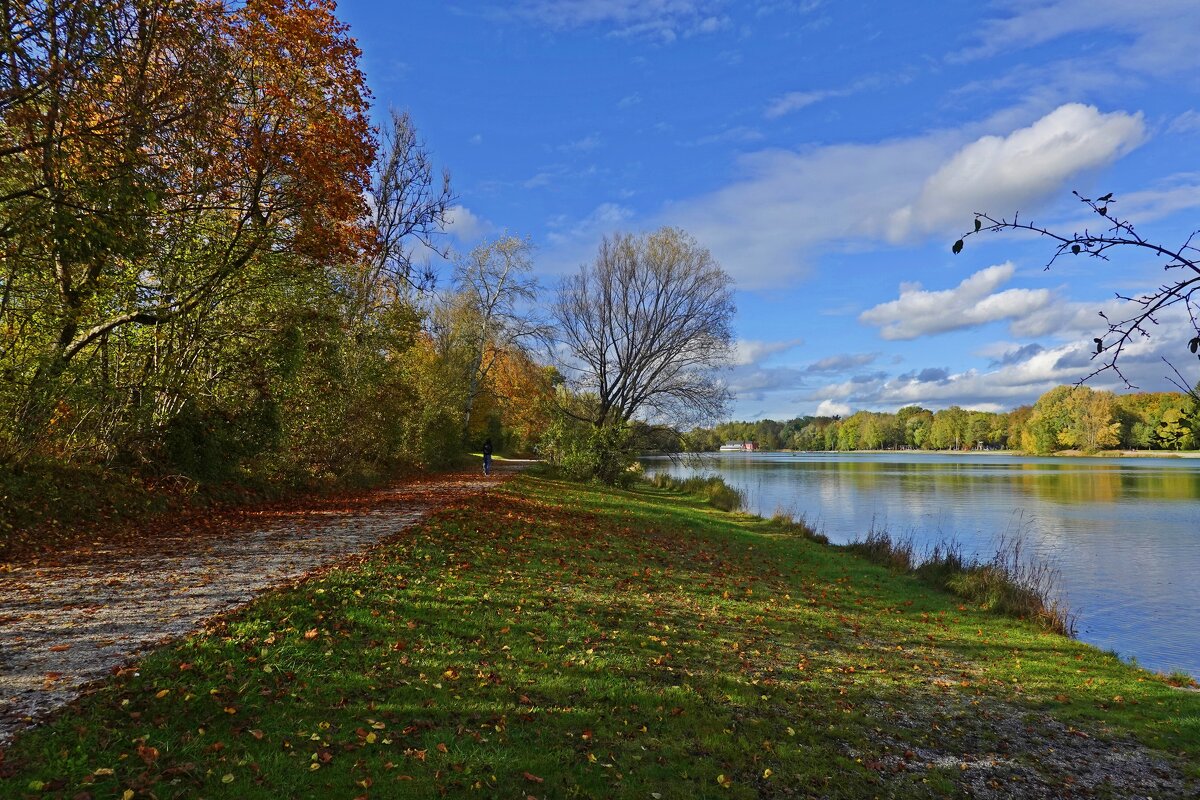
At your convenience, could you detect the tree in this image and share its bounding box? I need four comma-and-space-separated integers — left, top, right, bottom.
954, 192, 1200, 399
352, 109, 454, 316
447, 235, 545, 441
552, 227, 735, 428
0, 0, 374, 458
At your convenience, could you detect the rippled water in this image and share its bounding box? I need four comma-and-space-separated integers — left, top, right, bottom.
644, 452, 1200, 677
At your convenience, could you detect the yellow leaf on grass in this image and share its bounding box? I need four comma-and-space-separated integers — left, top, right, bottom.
717, 774, 732, 788
121, 790, 134, 800
221, 774, 234, 783
155, 689, 170, 699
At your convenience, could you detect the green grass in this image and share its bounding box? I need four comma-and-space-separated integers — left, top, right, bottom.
2, 472, 1197, 799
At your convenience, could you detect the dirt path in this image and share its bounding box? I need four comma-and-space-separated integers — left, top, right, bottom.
0, 465, 520, 746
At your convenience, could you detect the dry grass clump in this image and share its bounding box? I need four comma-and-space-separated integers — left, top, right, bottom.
768, 507, 830, 544
647, 472, 745, 511
847, 528, 1074, 635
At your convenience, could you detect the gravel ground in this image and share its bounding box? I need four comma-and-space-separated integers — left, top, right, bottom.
0, 466, 513, 746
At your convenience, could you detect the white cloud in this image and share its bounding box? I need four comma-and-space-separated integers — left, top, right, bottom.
764, 73, 904, 119
815, 399, 851, 417
664, 103, 1143, 288
859, 263, 1056, 340
764, 90, 835, 119
956, 1, 1200, 76
545, 202, 634, 248
617, 92, 643, 108
444, 205, 492, 242
732, 337, 804, 366
510, 0, 729, 40
805, 352, 878, 373
887, 104, 1145, 240
1168, 110, 1200, 136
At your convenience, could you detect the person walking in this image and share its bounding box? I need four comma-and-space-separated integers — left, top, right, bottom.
482, 438, 493, 476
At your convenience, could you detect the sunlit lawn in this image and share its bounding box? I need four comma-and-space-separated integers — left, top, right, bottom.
4, 471, 1197, 799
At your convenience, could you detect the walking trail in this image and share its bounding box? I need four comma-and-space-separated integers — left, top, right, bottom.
0, 465, 518, 747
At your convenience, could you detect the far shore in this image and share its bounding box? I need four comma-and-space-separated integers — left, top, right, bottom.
695, 448, 1200, 459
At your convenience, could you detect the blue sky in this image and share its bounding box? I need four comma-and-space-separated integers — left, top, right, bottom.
339, 0, 1200, 420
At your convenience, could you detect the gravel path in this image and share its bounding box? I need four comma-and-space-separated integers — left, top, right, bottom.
0, 466, 517, 746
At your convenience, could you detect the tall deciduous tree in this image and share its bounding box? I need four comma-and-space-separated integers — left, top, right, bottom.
553, 227, 735, 428
0, 0, 374, 458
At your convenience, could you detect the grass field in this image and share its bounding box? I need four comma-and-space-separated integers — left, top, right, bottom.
3, 470, 1197, 798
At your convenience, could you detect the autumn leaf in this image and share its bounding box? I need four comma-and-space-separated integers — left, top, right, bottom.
522, 772, 544, 783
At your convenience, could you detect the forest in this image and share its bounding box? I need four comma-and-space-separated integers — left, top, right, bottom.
0, 0, 742, 539
4, 1, 1198, 547
692, 384, 1200, 454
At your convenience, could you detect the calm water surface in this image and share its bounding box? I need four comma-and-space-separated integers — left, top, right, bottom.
644, 452, 1200, 677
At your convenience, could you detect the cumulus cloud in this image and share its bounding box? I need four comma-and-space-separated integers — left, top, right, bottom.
808, 310, 1193, 415
664, 103, 1144, 288
815, 399, 851, 417
445, 205, 491, 242
887, 104, 1145, 240
859, 263, 1056, 340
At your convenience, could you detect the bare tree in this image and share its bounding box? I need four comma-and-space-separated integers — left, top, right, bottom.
354, 109, 454, 316
553, 227, 735, 427
953, 192, 1200, 400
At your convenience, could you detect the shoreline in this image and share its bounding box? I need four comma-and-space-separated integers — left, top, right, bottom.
688, 448, 1200, 459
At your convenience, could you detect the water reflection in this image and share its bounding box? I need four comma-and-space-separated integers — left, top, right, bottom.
645, 453, 1200, 677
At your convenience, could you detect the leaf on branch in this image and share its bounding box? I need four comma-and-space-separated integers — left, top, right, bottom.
952, 239, 964, 255
974, 218, 982, 232
1072, 244, 1081, 255
1098, 206, 1108, 217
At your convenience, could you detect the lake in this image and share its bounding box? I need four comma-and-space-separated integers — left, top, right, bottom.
643, 452, 1200, 678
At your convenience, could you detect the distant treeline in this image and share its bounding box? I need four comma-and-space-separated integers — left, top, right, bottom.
687, 385, 1199, 454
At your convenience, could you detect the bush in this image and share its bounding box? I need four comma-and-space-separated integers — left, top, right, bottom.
538, 416, 638, 485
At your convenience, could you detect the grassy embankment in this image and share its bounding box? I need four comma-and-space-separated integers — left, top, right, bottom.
3, 470, 1198, 799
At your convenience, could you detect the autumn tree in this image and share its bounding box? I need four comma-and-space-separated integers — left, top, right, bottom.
445, 235, 546, 442
0, 0, 374, 462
